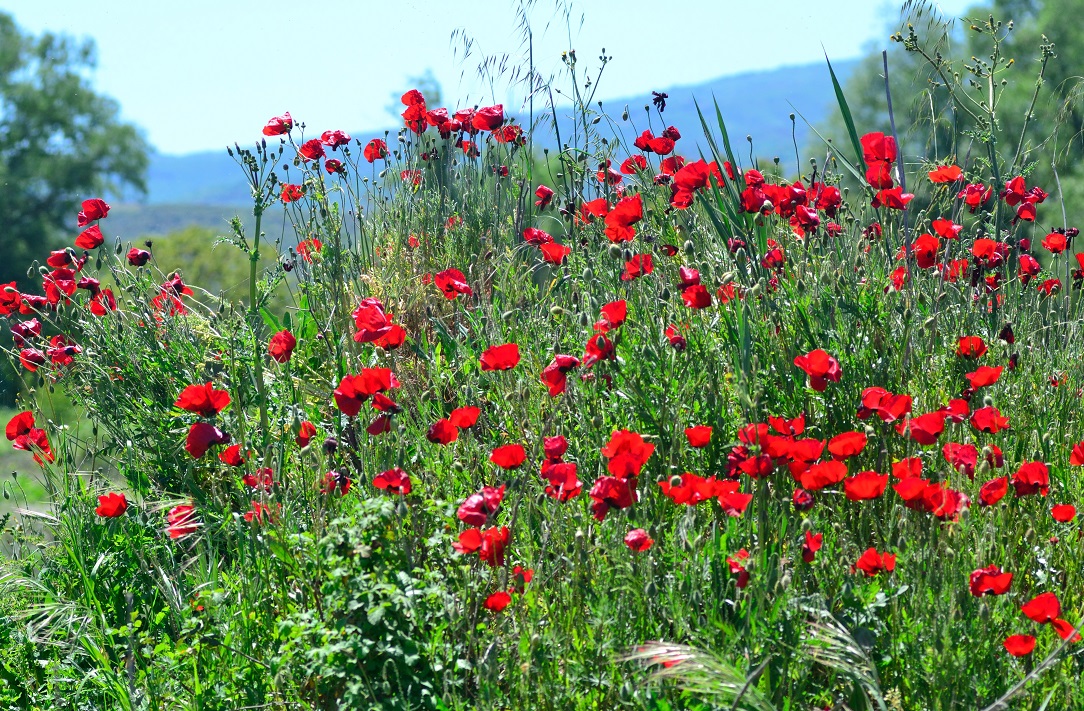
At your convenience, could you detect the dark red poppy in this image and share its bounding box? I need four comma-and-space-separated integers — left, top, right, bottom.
457, 485, 505, 526
295, 421, 317, 448
242, 468, 274, 491
219, 444, 246, 466
427, 418, 458, 445
603, 194, 643, 243
95, 492, 128, 518
589, 475, 637, 521
321, 470, 352, 495
793, 349, 842, 391
727, 549, 750, 588
77, 198, 110, 227
1022, 592, 1061, 624
1052, 504, 1077, 522
625, 528, 654, 551
262, 112, 293, 136
802, 531, 823, 563
929, 165, 962, 183
534, 184, 554, 209
127, 248, 151, 266
854, 548, 896, 577
185, 422, 230, 459
540, 353, 580, 396
175, 383, 231, 417
971, 406, 1009, 433
480, 343, 520, 371
268, 330, 296, 363
373, 467, 412, 495
684, 426, 712, 448
449, 406, 480, 429
483, 591, 511, 612
969, 565, 1013, 596
434, 268, 473, 300
844, 471, 888, 501
333, 369, 400, 416
1003, 635, 1036, 656
1012, 461, 1049, 497
979, 476, 1009, 506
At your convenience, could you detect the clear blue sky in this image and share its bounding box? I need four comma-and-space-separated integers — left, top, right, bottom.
4, 0, 976, 155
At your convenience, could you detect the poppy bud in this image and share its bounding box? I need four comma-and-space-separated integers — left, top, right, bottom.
591, 415, 603, 429
668, 475, 683, 488
683, 240, 695, 255
550, 305, 565, 318
607, 244, 622, 260
976, 460, 991, 478
453, 461, 464, 473
982, 395, 994, 407
578, 312, 590, 327
621, 248, 633, 262
645, 581, 656, 597
660, 287, 670, 301
322, 437, 338, 455
734, 248, 747, 263
583, 267, 594, 281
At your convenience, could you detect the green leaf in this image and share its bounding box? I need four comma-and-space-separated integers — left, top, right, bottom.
825, 53, 868, 182
260, 307, 281, 332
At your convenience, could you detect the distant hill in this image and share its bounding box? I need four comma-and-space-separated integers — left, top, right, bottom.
117, 58, 857, 236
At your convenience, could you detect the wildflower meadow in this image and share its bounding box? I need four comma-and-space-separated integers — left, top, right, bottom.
0, 3, 1081, 709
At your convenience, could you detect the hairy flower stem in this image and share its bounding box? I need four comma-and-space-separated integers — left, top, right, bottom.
250, 207, 271, 449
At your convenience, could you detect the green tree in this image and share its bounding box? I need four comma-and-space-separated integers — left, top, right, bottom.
0, 11, 148, 289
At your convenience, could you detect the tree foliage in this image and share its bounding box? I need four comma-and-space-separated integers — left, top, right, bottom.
0, 12, 148, 289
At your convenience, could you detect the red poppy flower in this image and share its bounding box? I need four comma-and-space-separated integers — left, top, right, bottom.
965, 365, 1003, 390
1052, 504, 1077, 522
298, 139, 325, 162
457, 486, 504, 526
684, 426, 712, 448
371, 467, 411, 495
530, 352, 579, 398
971, 406, 1009, 433
625, 528, 654, 551
929, 165, 962, 183
1003, 635, 1036, 656
854, 548, 896, 577
185, 423, 230, 459
175, 383, 231, 417
77, 198, 110, 227
5, 411, 34, 441
533, 242, 570, 265
800, 461, 848, 491
956, 336, 988, 358
534, 184, 554, 209
363, 138, 388, 163
281, 184, 304, 203
828, 431, 866, 459
267, 330, 296, 363
242, 468, 274, 491
262, 112, 293, 136
166, 504, 198, 539
1022, 592, 1061, 624
1012, 461, 1049, 497
716, 482, 753, 517
681, 284, 712, 308
969, 565, 1013, 596
490, 444, 527, 470
802, 531, 823, 563
793, 349, 842, 391
621, 254, 653, 281
75, 225, 105, 250
433, 268, 473, 300
583, 334, 615, 368
727, 549, 750, 588
471, 104, 504, 131
792, 488, 815, 510
333, 369, 399, 416
542, 461, 582, 502
603, 194, 643, 243
219, 444, 246, 466
448, 406, 480, 429
958, 182, 992, 212
483, 591, 511, 612
1052, 618, 1082, 642
601, 430, 655, 479
127, 248, 151, 266
427, 418, 458, 445
480, 343, 520, 371
904, 412, 946, 445
95, 492, 128, 518
844, 471, 888, 501
979, 476, 1009, 506
872, 186, 914, 210
523, 227, 553, 245
931, 217, 963, 240
589, 475, 637, 521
